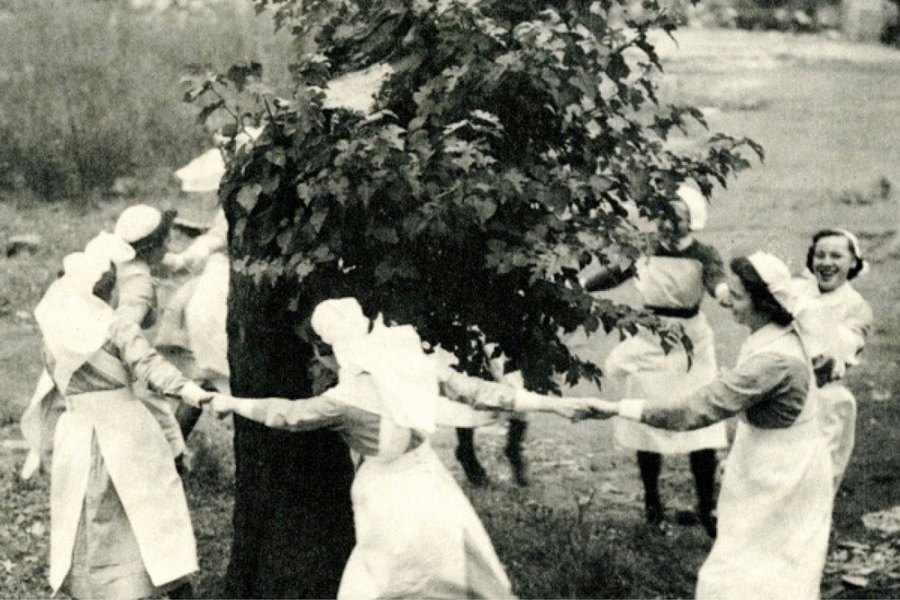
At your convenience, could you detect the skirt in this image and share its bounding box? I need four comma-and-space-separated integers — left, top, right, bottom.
816, 382, 857, 493
608, 312, 727, 454
338, 443, 513, 599
696, 418, 832, 600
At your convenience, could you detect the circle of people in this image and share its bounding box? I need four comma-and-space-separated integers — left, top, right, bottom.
20, 181, 871, 600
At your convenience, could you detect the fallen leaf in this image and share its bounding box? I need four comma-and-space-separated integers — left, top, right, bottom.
842, 574, 869, 588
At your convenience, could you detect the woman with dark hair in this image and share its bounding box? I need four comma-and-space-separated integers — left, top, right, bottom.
585, 252, 833, 600
794, 229, 873, 493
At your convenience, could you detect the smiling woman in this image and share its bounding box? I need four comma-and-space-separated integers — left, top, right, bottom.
795, 229, 873, 493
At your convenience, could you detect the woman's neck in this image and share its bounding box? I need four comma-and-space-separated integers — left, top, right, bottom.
746, 313, 772, 333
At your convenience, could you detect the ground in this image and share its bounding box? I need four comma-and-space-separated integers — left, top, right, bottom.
2, 27, 900, 599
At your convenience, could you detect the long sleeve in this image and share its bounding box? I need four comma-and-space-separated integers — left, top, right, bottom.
114, 260, 157, 328
583, 263, 636, 292
176, 210, 228, 271
839, 299, 873, 366
440, 371, 516, 411
226, 396, 345, 432
111, 322, 191, 456
636, 352, 809, 431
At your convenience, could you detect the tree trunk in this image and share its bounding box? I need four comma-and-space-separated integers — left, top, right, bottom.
222, 268, 356, 598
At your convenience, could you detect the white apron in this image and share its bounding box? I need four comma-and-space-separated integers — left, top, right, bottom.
696, 326, 832, 600
339, 441, 512, 599
50, 379, 198, 592
326, 373, 512, 600
609, 256, 727, 454
793, 278, 870, 493
183, 252, 230, 380
817, 382, 856, 493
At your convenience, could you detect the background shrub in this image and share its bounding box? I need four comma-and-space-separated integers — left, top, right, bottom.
0, 0, 291, 201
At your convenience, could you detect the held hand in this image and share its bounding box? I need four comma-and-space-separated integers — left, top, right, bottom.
551, 398, 618, 421
549, 398, 597, 421
583, 398, 619, 420
208, 393, 236, 418
181, 382, 214, 408
162, 252, 186, 272
472, 384, 516, 412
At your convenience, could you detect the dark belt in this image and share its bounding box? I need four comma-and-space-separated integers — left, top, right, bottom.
646, 305, 700, 319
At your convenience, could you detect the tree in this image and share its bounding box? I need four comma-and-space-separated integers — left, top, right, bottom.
186, 0, 762, 595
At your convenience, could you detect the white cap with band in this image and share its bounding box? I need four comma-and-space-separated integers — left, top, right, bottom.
676, 185, 708, 232
747, 251, 797, 316
114, 204, 164, 245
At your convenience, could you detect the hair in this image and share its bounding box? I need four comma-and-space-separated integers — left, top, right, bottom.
805, 229, 864, 280
131, 209, 176, 261
92, 263, 118, 303
730, 257, 794, 327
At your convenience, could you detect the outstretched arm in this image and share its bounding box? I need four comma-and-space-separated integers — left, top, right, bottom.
207, 393, 344, 432
440, 369, 605, 420
580, 263, 636, 293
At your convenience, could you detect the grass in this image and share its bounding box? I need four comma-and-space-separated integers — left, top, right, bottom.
1, 25, 900, 600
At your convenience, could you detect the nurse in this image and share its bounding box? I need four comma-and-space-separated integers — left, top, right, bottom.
586, 252, 833, 600
583, 185, 730, 536
794, 228, 872, 493
31, 233, 210, 599
201, 298, 598, 599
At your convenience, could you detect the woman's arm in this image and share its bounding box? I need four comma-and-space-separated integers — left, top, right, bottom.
110, 322, 209, 456
440, 370, 600, 420
209, 394, 344, 432
581, 263, 636, 292
618, 352, 806, 431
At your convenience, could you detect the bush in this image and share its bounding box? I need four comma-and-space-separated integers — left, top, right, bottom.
0, 0, 292, 201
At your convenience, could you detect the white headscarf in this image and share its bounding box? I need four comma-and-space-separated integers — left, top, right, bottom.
676, 185, 708, 232
747, 251, 798, 316
311, 298, 438, 436
33, 232, 130, 392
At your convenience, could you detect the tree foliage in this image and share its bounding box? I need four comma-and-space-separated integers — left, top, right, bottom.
186, 0, 762, 392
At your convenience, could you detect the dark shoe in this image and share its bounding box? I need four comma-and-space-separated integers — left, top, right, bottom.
645, 500, 665, 526
698, 510, 717, 539
455, 447, 489, 487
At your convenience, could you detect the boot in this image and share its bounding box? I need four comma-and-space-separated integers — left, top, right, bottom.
505, 418, 529, 487
455, 428, 489, 487
638, 451, 665, 526
690, 449, 718, 539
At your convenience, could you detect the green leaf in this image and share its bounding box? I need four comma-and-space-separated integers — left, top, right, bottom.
236, 184, 262, 212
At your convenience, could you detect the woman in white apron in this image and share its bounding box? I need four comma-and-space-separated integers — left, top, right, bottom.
794, 229, 872, 494
584, 186, 730, 535
202, 298, 596, 599
588, 252, 833, 600
28, 233, 210, 599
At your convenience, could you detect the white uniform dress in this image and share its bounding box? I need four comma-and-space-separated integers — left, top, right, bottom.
156, 210, 230, 385
45, 322, 198, 598
629, 323, 833, 599
604, 242, 728, 454
793, 276, 873, 492
226, 374, 514, 600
